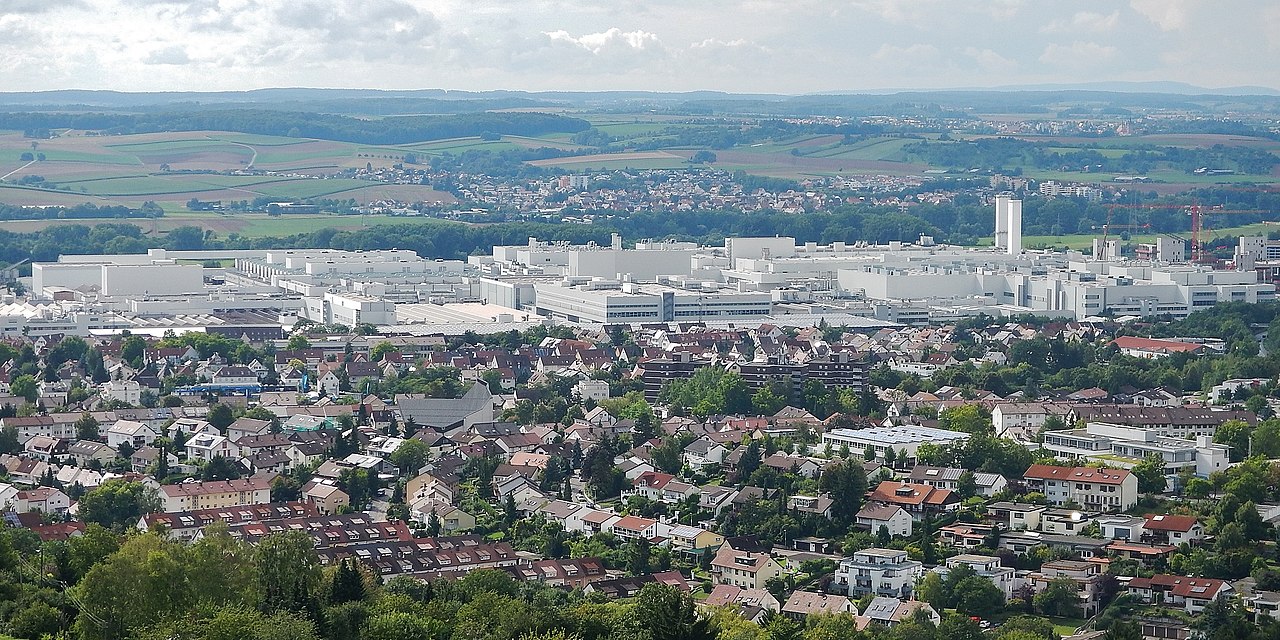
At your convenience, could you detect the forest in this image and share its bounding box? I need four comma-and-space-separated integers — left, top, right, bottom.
0, 111, 592, 146
902, 137, 1280, 176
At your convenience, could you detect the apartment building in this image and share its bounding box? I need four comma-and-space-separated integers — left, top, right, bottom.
157, 477, 272, 512
1022, 465, 1138, 511
831, 548, 923, 599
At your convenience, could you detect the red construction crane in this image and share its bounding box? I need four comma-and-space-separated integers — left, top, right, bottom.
1189, 205, 1271, 262
1102, 203, 1272, 262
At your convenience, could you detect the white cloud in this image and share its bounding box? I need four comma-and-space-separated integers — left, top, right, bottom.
962, 47, 1018, 74
1130, 0, 1193, 31
545, 28, 662, 55
871, 43, 939, 63
1043, 11, 1120, 33
1040, 41, 1118, 67
144, 45, 191, 65
0, 0, 1273, 94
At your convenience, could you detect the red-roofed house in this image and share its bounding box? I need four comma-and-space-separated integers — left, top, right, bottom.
626, 471, 676, 502
16, 487, 70, 515
610, 515, 658, 541
1142, 514, 1204, 546
1111, 336, 1205, 359
865, 481, 959, 520
1023, 465, 1138, 511
1127, 574, 1232, 614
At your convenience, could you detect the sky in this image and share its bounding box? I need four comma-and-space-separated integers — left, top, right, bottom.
1, 0, 1277, 94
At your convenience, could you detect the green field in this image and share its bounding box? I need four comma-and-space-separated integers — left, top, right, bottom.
1007, 222, 1277, 250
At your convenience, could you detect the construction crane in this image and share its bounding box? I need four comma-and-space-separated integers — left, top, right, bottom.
1189, 205, 1272, 262
1092, 223, 1152, 261
1101, 203, 1273, 263
1098, 203, 1187, 261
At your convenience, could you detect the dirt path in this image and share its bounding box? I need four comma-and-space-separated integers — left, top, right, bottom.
1, 159, 37, 181
207, 135, 258, 169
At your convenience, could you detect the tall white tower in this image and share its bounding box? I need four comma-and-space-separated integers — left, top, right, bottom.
994, 195, 1022, 255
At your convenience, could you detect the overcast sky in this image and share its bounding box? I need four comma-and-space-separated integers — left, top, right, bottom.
1, 0, 1277, 94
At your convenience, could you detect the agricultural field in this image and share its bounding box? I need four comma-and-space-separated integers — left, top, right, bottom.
0, 130, 466, 208
527, 151, 692, 171
0, 211, 457, 238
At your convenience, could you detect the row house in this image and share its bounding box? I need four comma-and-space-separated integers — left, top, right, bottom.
504, 558, 608, 590
140, 502, 318, 540
156, 476, 272, 512
318, 539, 520, 580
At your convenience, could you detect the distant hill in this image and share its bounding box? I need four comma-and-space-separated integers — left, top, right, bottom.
0, 85, 1277, 119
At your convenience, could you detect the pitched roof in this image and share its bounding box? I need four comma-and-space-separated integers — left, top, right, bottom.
613, 515, 657, 532
783, 591, 853, 616
867, 481, 957, 507
1143, 514, 1199, 532
1024, 464, 1131, 485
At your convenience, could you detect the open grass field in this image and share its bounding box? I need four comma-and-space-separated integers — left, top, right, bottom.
995, 221, 1278, 250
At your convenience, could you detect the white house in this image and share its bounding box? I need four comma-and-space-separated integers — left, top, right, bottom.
0, 482, 17, 510
938, 554, 1016, 600
856, 504, 913, 538
100, 379, 142, 405
169, 418, 218, 439
16, 486, 71, 515
575, 380, 611, 402
107, 419, 160, 450
185, 433, 235, 462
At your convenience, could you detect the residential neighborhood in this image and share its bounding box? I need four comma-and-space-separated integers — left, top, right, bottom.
0, 290, 1277, 640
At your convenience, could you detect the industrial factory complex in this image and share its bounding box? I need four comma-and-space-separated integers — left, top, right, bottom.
3, 198, 1277, 338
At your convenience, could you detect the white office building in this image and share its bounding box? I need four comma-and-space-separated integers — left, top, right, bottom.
821, 425, 970, 463
1040, 422, 1230, 478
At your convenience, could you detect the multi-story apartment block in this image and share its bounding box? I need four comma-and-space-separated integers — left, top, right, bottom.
1022, 465, 1138, 511
831, 548, 923, 599
156, 477, 272, 513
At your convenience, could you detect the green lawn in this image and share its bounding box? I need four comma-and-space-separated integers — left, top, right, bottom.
1047, 617, 1086, 636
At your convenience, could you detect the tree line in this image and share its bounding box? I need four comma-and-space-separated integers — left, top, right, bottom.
0, 111, 592, 146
